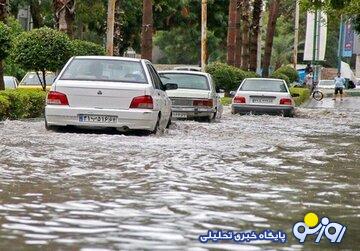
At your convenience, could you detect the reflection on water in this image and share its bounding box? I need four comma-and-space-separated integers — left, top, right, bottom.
0, 105, 359, 250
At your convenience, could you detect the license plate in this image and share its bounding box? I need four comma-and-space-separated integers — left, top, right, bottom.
252, 98, 273, 104
173, 112, 187, 118
79, 115, 117, 123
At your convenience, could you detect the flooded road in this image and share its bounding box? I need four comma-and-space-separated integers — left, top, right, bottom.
0, 98, 359, 250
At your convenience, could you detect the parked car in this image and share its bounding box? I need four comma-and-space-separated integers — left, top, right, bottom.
173, 66, 201, 72
45, 56, 177, 133
19, 71, 56, 89
4, 76, 19, 89
159, 70, 223, 121
318, 79, 335, 89
231, 78, 295, 117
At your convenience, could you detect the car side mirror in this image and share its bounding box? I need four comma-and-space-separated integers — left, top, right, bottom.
230, 91, 236, 97
165, 83, 178, 90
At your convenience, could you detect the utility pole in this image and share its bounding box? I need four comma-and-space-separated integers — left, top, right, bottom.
293, 0, 299, 69
311, 10, 319, 83
141, 0, 153, 61
256, 11, 263, 75
337, 15, 344, 73
106, 0, 116, 56
201, 0, 207, 72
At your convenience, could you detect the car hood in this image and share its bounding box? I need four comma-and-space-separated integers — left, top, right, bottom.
166, 89, 211, 99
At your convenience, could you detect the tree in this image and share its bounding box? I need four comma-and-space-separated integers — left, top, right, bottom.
0, 22, 11, 90
29, 0, 43, 28
227, 0, 237, 66
141, 0, 153, 60
262, 0, 281, 77
71, 39, 106, 56
113, 0, 121, 56
53, 0, 75, 37
241, 0, 250, 70
13, 28, 73, 91
234, 0, 242, 68
249, 0, 262, 71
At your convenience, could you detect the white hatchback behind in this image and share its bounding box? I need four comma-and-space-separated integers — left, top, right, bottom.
231, 78, 295, 117
45, 56, 177, 133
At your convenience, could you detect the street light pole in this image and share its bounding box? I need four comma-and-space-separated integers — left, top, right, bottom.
201, 0, 207, 72
293, 0, 299, 69
106, 0, 116, 56
337, 15, 344, 73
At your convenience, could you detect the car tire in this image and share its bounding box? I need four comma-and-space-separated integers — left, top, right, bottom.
151, 113, 161, 134
45, 120, 60, 132
283, 110, 294, 118
166, 113, 172, 128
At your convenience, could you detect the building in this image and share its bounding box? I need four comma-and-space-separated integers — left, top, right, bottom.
17, 6, 32, 31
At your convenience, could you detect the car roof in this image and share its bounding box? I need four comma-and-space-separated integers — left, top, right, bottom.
73, 56, 143, 63
158, 70, 209, 77
244, 78, 284, 81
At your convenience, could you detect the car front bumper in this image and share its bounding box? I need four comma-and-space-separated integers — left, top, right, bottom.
45, 106, 159, 130
171, 106, 215, 118
231, 104, 294, 115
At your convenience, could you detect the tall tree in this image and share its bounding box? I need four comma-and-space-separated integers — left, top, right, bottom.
0, 0, 7, 91
29, 0, 43, 28
262, 0, 281, 77
249, 0, 262, 71
141, 0, 153, 61
113, 0, 121, 56
234, 0, 242, 68
241, 0, 250, 70
53, 0, 75, 37
227, 0, 237, 66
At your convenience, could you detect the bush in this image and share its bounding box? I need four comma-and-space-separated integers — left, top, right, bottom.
271, 72, 290, 85
71, 39, 106, 56
274, 66, 298, 83
206, 62, 257, 92
0, 89, 46, 120
290, 86, 310, 106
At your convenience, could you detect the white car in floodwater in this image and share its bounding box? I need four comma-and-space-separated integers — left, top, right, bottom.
45, 56, 177, 133
231, 78, 295, 117
159, 70, 223, 122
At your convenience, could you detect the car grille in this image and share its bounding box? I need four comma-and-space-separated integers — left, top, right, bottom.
170, 98, 194, 106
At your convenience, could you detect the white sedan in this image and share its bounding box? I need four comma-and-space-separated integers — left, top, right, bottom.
231, 78, 295, 117
45, 56, 177, 133
159, 70, 223, 122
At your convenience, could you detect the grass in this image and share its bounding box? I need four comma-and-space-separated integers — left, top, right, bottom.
220, 97, 232, 106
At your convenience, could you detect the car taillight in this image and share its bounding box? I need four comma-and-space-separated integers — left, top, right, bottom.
130, 95, 153, 109
233, 96, 246, 104
193, 99, 213, 107
47, 91, 69, 105
280, 98, 292, 105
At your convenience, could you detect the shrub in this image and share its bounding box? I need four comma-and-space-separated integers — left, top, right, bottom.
290, 86, 310, 106
71, 39, 106, 56
274, 66, 298, 83
271, 72, 290, 86
0, 89, 46, 120
12, 28, 73, 90
206, 62, 257, 92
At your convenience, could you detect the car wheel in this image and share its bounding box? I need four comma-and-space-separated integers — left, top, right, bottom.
166, 113, 172, 128
283, 110, 294, 118
151, 113, 161, 134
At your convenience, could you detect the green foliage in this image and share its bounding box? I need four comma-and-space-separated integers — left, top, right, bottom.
206, 62, 258, 92
274, 66, 299, 83
220, 97, 232, 106
13, 28, 73, 73
71, 39, 106, 56
0, 22, 11, 60
290, 86, 310, 106
271, 72, 290, 85
0, 89, 46, 120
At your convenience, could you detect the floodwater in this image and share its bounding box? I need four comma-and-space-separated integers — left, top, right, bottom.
0, 98, 359, 250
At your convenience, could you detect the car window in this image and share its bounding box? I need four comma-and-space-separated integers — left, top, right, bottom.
147, 64, 162, 90
21, 73, 56, 86
4, 77, 15, 89
159, 73, 209, 90
60, 59, 147, 84
240, 79, 288, 93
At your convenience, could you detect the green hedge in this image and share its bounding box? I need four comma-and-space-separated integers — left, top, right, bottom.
271, 72, 290, 86
206, 62, 257, 92
0, 89, 46, 120
71, 39, 106, 56
290, 86, 310, 106
273, 66, 298, 83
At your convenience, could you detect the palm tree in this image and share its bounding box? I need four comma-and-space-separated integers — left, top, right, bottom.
53, 0, 75, 37
262, 0, 281, 77
29, 0, 43, 28
249, 0, 262, 72
227, 0, 237, 66
234, 0, 242, 68
113, 0, 121, 56
241, 0, 250, 70
141, 0, 153, 61
0, 0, 7, 91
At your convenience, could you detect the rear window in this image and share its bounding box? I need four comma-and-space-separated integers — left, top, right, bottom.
240, 79, 288, 93
159, 73, 209, 90
21, 73, 55, 86
60, 58, 147, 84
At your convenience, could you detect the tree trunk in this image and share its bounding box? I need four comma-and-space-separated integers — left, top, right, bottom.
113, 0, 121, 56
249, 0, 262, 72
262, 0, 280, 77
227, 0, 237, 66
0, 0, 7, 91
53, 0, 75, 37
234, 0, 242, 68
30, 0, 43, 28
141, 0, 153, 61
241, 0, 250, 70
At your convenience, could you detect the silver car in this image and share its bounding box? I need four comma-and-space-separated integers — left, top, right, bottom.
4, 76, 19, 89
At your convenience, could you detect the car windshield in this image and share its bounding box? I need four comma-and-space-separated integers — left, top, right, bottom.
159, 73, 209, 90
21, 73, 56, 86
240, 79, 288, 93
4, 77, 15, 88
60, 58, 147, 83
319, 80, 334, 85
